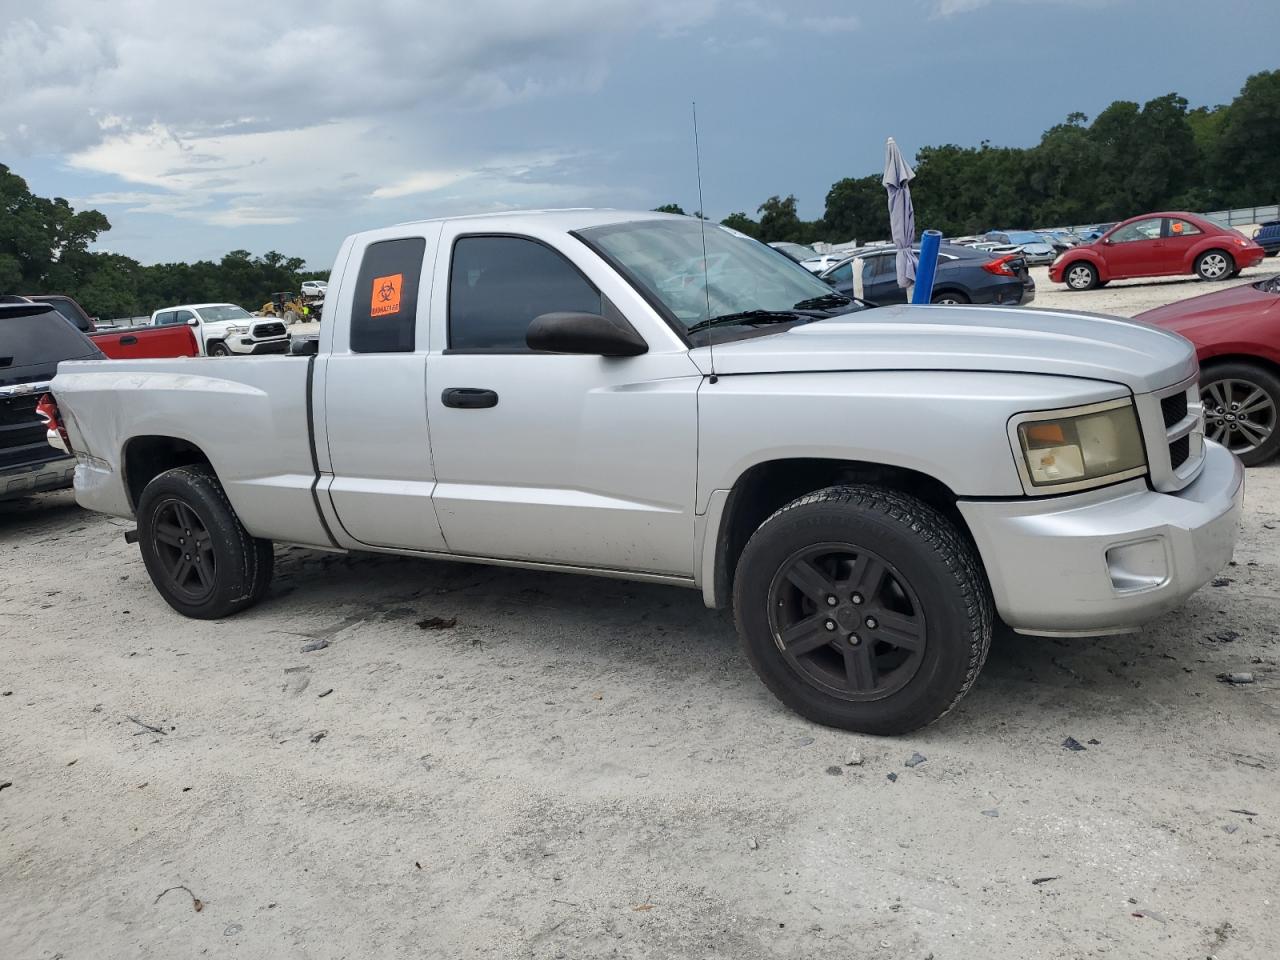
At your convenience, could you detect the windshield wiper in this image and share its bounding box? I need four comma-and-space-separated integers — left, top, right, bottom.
791, 292, 854, 311
685, 310, 806, 334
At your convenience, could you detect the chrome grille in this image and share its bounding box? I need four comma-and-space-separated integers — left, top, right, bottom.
0, 394, 55, 469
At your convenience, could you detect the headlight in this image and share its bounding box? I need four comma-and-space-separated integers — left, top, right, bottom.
226, 324, 248, 335
1011, 399, 1147, 494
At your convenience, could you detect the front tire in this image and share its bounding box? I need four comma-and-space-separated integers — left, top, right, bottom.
1195, 249, 1234, 281
1064, 261, 1098, 290
137, 465, 274, 619
733, 485, 993, 735
207, 341, 230, 357
1201, 363, 1280, 465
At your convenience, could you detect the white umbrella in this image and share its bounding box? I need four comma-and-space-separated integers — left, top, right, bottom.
883, 137, 917, 290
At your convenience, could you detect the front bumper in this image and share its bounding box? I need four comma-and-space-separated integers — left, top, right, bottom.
231, 338, 290, 355
1, 455, 76, 501
958, 440, 1243, 636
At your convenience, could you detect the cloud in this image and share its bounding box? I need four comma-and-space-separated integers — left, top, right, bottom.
932, 0, 1112, 15
0, 0, 727, 237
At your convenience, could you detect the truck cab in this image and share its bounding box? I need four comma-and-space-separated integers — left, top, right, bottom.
151, 303, 290, 357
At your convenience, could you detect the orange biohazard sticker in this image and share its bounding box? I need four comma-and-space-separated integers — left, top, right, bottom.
370, 274, 403, 316
1171, 221, 1184, 234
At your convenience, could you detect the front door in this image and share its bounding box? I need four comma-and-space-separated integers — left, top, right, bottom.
425, 230, 702, 576
317, 227, 450, 552
1101, 217, 1163, 278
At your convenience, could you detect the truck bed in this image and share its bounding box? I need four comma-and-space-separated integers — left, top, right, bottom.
51, 355, 331, 547
88, 323, 199, 360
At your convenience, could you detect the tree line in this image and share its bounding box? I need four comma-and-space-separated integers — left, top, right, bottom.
3, 70, 1276, 318
663, 70, 1280, 246
0, 164, 324, 320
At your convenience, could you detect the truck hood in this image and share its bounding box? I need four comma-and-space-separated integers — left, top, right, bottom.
700, 304, 1197, 394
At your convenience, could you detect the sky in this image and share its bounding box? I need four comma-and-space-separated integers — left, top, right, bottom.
2, 0, 1277, 269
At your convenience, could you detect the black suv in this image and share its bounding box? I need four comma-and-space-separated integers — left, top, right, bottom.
0, 302, 103, 501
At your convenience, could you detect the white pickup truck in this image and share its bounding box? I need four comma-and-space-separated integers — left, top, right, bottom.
48, 210, 1242, 734
151, 302, 291, 357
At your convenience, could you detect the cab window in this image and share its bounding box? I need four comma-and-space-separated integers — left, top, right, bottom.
349, 237, 426, 353
448, 236, 601, 352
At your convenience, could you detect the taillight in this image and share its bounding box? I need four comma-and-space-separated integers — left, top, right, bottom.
36, 393, 72, 453
982, 254, 1018, 277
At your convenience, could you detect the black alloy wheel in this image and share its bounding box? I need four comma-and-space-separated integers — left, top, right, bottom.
150, 498, 217, 604
767, 543, 925, 701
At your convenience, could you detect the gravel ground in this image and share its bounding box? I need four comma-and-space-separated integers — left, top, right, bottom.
3, 269, 1279, 960
1028, 258, 1278, 317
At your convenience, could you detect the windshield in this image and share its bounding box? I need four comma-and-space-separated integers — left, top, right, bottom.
578, 219, 844, 339
198, 305, 252, 322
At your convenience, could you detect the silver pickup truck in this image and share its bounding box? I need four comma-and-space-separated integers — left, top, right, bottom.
48, 210, 1243, 734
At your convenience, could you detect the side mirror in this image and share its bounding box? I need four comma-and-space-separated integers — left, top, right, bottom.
527, 310, 647, 357
290, 336, 319, 356
187, 317, 199, 326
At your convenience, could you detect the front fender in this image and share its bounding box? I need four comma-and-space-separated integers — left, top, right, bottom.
695, 370, 1131, 512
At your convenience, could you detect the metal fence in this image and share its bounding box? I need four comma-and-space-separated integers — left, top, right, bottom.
1203, 204, 1279, 228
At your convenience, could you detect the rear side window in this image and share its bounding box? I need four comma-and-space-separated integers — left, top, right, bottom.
35, 296, 92, 331
350, 237, 426, 353
0, 307, 101, 373
154, 311, 176, 326
1166, 218, 1203, 237
449, 236, 601, 352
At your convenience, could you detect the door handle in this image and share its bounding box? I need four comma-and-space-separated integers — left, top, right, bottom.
120, 335, 138, 345
442, 387, 498, 409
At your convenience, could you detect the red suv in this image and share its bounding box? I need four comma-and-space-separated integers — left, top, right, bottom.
1050, 211, 1266, 290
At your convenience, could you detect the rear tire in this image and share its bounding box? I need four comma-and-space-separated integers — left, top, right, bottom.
1195, 249, 1234, 281
931, 290, 970, 305
1201, 362, 1280, 465
732, 485, 992, 735
283, 310, 301, 325
1064, 261, 1098, 290
137, 465, 274, 619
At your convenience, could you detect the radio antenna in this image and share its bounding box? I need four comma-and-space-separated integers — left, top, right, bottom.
692, 101, 716, 379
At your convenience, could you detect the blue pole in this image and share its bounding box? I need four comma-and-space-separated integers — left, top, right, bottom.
911, 229, 943, 304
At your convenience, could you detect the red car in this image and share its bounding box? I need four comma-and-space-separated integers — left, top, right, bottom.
19, 294, 198, 359
1050, 211, 1266, 290
1136, 273, 1280, 465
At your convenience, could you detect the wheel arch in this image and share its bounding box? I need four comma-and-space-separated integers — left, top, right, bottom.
705, 457, 980, 610
1063, 253, 1106, 282
1199, 352, 1280, 377
123, 435, 215, 512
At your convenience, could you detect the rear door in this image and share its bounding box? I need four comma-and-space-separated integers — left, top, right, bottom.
315, 226, 450, 552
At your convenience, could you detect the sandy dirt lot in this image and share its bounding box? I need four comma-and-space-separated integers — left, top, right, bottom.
3, 267, 1279, 960
1028, 259, 1277, 317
